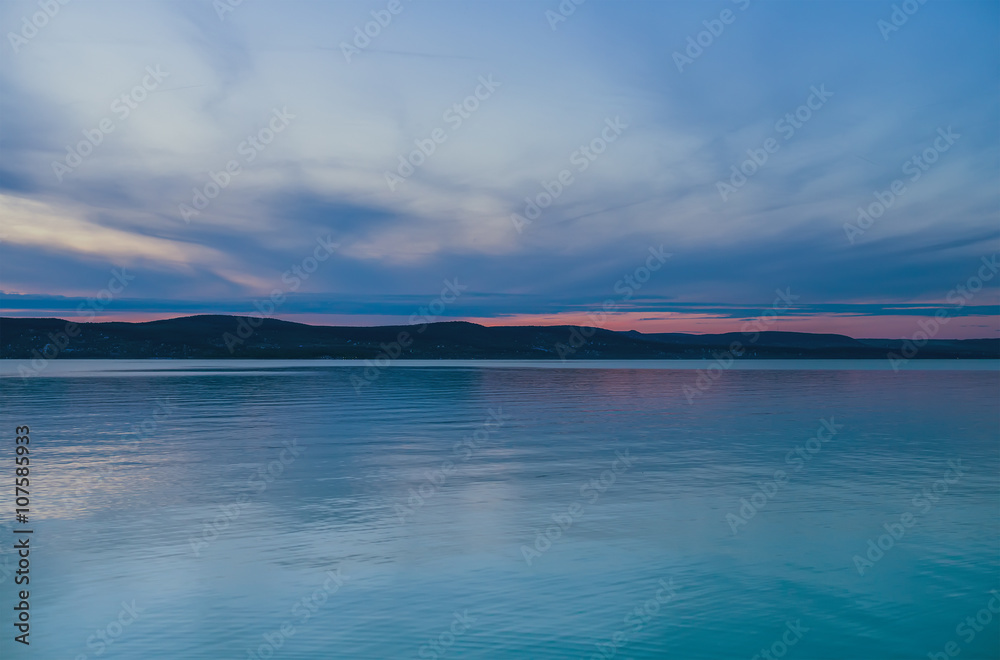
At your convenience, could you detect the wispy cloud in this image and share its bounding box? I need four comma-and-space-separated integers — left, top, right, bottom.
0, 0, 996, 337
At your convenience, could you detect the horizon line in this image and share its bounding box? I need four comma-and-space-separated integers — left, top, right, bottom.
3, 313, 999, 343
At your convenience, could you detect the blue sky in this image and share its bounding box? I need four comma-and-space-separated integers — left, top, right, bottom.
1, 0, 997, 337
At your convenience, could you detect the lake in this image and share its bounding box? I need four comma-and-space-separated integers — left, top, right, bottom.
0, 360, 997, 659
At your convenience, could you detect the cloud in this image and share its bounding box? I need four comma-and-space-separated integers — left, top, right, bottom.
0, 0, 996, 334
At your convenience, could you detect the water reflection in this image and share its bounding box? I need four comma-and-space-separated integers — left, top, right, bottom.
0, 361, 996, 659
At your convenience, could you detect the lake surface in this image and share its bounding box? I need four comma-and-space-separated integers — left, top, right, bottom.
0, 360, 998, 659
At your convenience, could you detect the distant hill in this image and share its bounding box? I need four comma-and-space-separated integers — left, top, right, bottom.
1, 316, 997, 360
622, 329, 866, 349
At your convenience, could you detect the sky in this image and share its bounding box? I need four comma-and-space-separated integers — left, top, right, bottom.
0, 0, 997, 338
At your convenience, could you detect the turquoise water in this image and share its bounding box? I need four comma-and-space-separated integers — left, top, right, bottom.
0, 360, 997, 659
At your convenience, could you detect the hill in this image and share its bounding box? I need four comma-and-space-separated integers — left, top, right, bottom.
2, 315, 997, 360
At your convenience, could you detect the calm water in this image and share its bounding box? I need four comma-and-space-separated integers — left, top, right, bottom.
0, 360, 998, 659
